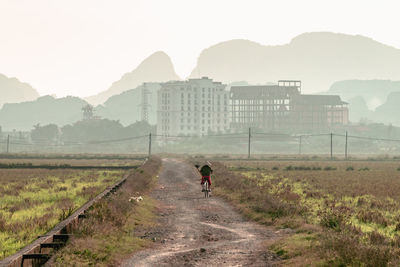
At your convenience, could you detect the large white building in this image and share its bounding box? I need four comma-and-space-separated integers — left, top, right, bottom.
157, 77, 230, 136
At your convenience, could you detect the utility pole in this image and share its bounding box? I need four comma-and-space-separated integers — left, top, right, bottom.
248, 127, 251, 159
345, 131, 348, 160
299, 135, 302, 155
330, 133, 333, 160
148, 133, 152, 158
6, 134, 9, 153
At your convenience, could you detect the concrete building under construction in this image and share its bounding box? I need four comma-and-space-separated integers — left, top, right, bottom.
230, 81, 348, 131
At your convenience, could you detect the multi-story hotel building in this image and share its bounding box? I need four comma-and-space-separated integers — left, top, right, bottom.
157, 77, 230, 136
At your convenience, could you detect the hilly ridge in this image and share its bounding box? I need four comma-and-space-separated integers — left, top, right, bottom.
0, 74, 39, 107
190, 32, 400, 93
85, 51, 180, 105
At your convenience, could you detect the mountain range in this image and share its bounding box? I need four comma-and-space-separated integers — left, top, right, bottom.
0, 95, 87, 131
190, 32, 400, 93
0, 74, 39, 108
2, 32, 400, 130
85, 51, 179, 105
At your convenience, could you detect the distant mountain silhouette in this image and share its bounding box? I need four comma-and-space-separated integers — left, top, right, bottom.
0, 95, 87, 131
190, 32, 400, 93
0, 83, 160, 131
346, 96, 373, 123
0, 73, 39, 107
374, 92, 400, 125
86, 51, 180, 105
96, 83, 160, 125
327, 80, 400, 109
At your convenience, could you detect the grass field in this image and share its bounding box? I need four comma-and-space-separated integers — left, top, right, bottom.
0, 158, 143, 167
215, 160, 400, 266
49, 157, 161, 266
0, 163, 129, 259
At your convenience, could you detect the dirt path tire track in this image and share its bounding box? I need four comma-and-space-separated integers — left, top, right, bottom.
121, 158, 281, 267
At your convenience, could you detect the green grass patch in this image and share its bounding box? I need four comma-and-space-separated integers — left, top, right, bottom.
0, 169, 124, 259
49, 157, 162, 266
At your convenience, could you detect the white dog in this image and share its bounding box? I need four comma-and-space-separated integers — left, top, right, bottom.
129, 196, 143, 202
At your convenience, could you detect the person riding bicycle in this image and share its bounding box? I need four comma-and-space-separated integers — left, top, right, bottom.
196, 162, 213, 192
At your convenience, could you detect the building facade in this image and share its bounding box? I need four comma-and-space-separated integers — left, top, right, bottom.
230, 80, 349, 132
157, 77, 230, 136
231, 81, 301, 130
291, 95, 349, 130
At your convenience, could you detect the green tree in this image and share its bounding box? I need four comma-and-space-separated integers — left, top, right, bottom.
31, 124, 60, 143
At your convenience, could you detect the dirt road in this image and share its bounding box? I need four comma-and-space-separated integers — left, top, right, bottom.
122, 158, 281, 266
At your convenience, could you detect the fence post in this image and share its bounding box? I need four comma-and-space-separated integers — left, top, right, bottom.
298, 135, 302, 155
148, 133, 152, 158
330, 133, 333, 160
6, 134, 10, 153
248, 127, 251, 159
345, 131, 348, 160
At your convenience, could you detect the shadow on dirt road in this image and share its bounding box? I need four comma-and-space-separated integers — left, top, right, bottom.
121, 158, 281, 266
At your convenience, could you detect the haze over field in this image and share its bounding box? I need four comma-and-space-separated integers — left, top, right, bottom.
1, 0, 400, 98
1, 0, 400, 130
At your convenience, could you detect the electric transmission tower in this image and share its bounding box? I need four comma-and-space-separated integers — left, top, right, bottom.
141, 83, 151, 122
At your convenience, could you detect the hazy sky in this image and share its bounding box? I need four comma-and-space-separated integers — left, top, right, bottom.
1, 0, 400, 97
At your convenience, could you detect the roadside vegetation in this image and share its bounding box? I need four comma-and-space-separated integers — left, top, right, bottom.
214, 160, 400, 266
49, 157, 161, 266
0, 168, 125, 259
0, 158, 143, 166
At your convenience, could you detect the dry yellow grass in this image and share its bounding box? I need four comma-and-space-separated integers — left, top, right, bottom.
215, 160, 400, 266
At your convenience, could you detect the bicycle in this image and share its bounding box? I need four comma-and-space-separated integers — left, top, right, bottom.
203, 180, 210, 198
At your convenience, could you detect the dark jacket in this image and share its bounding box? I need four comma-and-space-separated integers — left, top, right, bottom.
200, 165, 213, 176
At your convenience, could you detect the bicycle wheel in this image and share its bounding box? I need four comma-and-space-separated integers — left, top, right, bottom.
204, 181, 209, 198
